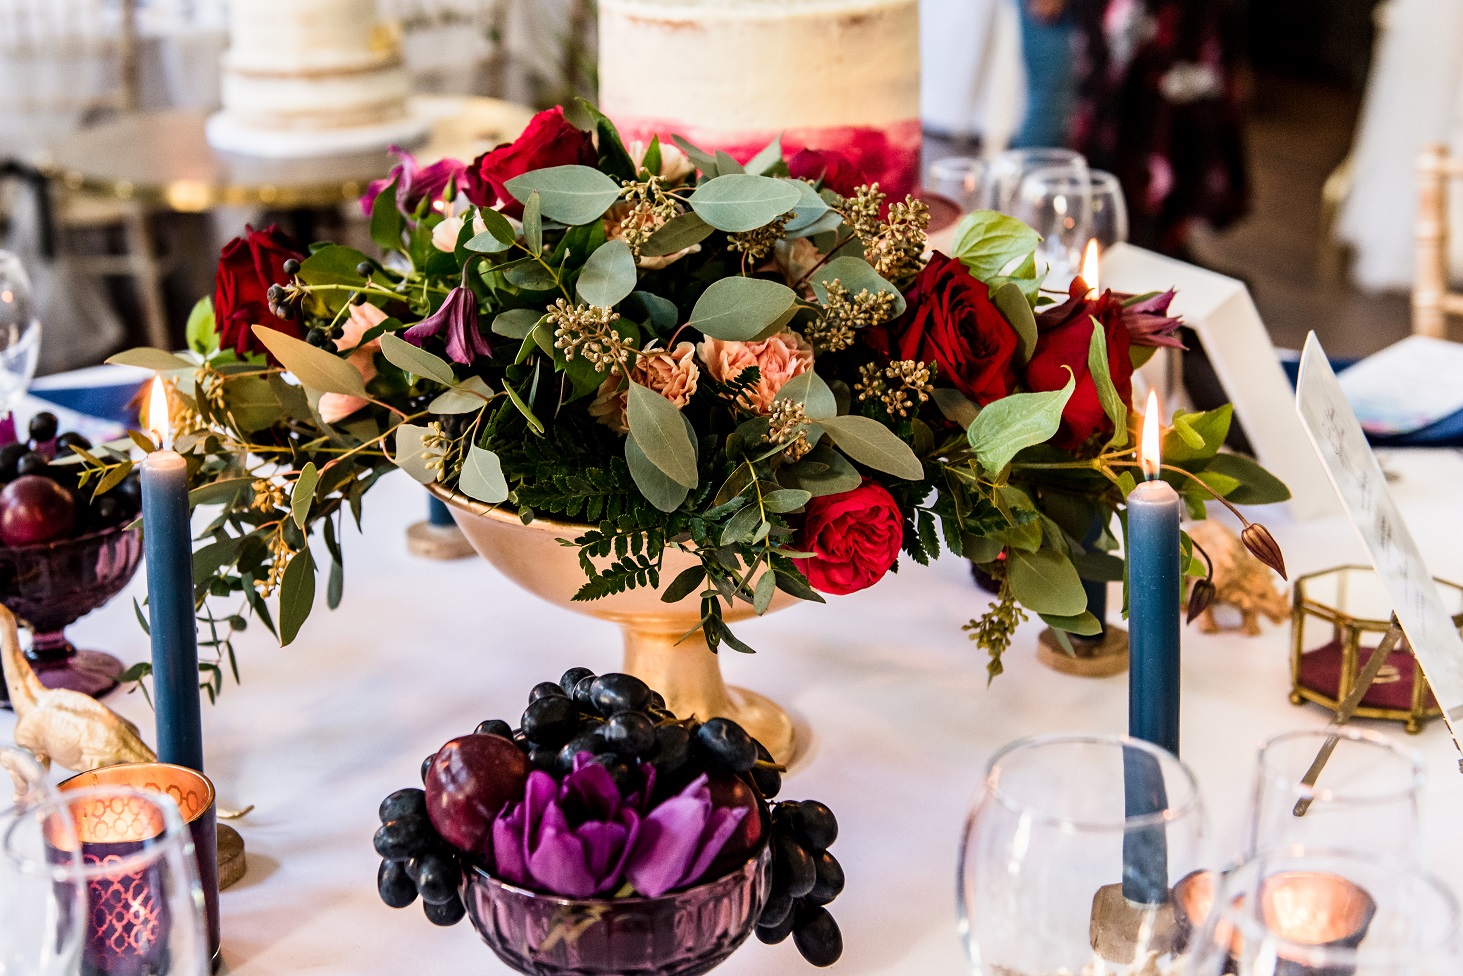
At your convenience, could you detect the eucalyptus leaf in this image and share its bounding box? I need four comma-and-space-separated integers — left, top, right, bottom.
459, 445, 509, 503
522, 190, 543, 255
952, 210, 1042, 279
811, 256, 907, 317
932, 388, 980, 430
492, 308, 542, 339
661, 565, 706, 603
251, 326, 367, 398
671, 135, 720, 178
622, 291, 678, 332
428, 376, 494, 414
753, 570, 777, 615
505, 165, 622, 225
475, 208, 517, 246
576, 239, 637, 308
220, 375, 280, 430
369, 177, 406, 253
640, 211, 714, 257
783, 179, 835, 238
966, 372, 1075, 474
744, 135, 782, 176
991, 281, 1038, 362
106, 348, 194, 372
626, 434, 690, 512
1086, 318, 1129, 449
688, 174, 802, 232
820, 415, 924, 480
1199, 452, 1291, 505
782, 444, 861, 497
1039, 610, 1104, 637
291, 462, 318, 531
189, 477, 254, 507
379, 332, 456, 386
626, 382, 698, 488
687, 277, 797, 341
277, 548, 316, 647
1008, 546, 1088, 616
505, 261, 557, 291
465, 229, 514, 253
773, 369, 837, 421
391, 423, 437, 484
762, 489, 811, 513
713, 150, 745, 175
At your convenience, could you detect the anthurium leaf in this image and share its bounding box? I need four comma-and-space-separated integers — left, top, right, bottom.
1008, 546, 1088, 616
291, 462, 318, 531
428, 376, 494, 414
820, 414, 924, 480
810, 256, 907, 317
773, 369, 837, 421
932, 388, 980, 430
745, 135, 783, 176
1162, 404, 1233, 465
992, 280, 1038, 362
277, 548, 316, 647
626, 381, 698, 487
492, 308, 542, 339
953, 210, 1042, 279
640, 211, 714, 257
251, 326, 366, 398
687, 277, 797, 341
378, 332, 456, 387
688, 174, 803, 232
505, 165, 623, 226
1086, 318, 1129, 449
626, 434, 691, 512
576, 238, 637, 308
459, 445, 509, 504
1039, 610, 1104, 637
391, 423, 436, 483
966, 372, 1075, 474
1198, 452, 1291, 505
106, 347, 194, 372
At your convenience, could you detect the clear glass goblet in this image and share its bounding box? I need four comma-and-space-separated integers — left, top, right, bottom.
985, 147, 1088, 215
927, 156, 990, 215
0, 250, 42, 419
1088, 169, 1129, 249
957, 733, 1206, 976
1009, 165, 1094, 283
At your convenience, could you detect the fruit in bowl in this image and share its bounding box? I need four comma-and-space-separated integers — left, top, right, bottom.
372, 669, 846, 972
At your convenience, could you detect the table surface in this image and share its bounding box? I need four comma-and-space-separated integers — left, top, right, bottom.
5, 450, 1463, 976
41, 97, 536, 212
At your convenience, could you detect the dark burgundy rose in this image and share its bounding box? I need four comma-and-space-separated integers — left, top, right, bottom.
359, 145, 467, 217
1024, 286, 1134, 451
460, 107, 597, 218
864, 252, 1020, 406
786, 148, 867, 198
213, 224, 306, 357
796, 479, 904, 596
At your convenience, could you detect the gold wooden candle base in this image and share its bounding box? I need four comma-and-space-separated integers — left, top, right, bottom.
406, 521, 477, 560
1089, 882, 1178, 963
217, 823, 246, 888
1038, 627, 1130, 677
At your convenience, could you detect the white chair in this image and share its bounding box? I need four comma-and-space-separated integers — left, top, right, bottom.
1413, 144, 1463, 339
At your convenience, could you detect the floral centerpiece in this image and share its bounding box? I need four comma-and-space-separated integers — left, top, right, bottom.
97, 102, 1287, 683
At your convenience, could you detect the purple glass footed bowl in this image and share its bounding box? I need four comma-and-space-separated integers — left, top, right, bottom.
464, 842, 773, 976
0, 523, 143, 633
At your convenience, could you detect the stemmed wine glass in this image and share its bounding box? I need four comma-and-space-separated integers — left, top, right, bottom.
1088, 169, 1129, 249
1008, 165, 1094, 283
984, 147, 1088, 216
0, 251, 42, 422
927, 156, 989, 215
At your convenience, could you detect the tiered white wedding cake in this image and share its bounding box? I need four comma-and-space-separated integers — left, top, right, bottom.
205, 0, 429, 158
598, 0, 921, 199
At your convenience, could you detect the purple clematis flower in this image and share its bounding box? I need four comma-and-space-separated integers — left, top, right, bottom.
359, 146, 468, 217
402, 287, 493, 365
1037, 278, 1186, 350
624, 774, 749, 899
490, 758, 653, 899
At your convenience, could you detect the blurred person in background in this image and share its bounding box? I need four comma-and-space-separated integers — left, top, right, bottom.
1015, 0, 1081, 148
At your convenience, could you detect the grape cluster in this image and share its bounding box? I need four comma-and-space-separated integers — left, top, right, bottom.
372, 667, 846, 967
0, 412, 139, 547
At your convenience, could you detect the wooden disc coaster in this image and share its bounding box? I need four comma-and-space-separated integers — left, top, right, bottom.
406, 521, 477, 560
1037, 626, 1130, 677
217, 823, 247, 889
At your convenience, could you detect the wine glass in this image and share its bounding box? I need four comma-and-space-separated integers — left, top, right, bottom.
984, 147, 1088, 215
1009, 165, 1093, 282
927, 156, 989, 215
3, 783, 211, 976
1180, 848, 1461, 976
1247, 728, 1423, 859
1088, 169, 1129, 249
957, 733, 1206, 975
0, 251, 42, 420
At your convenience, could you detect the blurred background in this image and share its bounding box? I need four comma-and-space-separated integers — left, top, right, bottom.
0, 0, 1448, 375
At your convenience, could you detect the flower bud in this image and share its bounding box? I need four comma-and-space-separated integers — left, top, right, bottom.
1240, 523, 1287, 580
1186, 577, 1217, 625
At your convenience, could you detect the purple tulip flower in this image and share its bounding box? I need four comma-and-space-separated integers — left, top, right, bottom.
359, 146, 467, 217
624, 774, 749, 899
402, 287, 493, 365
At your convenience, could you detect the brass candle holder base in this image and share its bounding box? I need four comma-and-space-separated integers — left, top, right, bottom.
406, 521, 477, 561
1038, 627, 1130, 677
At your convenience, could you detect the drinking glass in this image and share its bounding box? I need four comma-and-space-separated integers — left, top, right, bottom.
1088, 169, 1129, 248
0, 251, 42, 418
1180, 849, 1461, 976
927, 156, 989, 215
984, 147, 1088, 215
1009, 165, 1093, 282
1248, 728, 1423, 858
957, 734, 1206, 975
2, 783, 210, 976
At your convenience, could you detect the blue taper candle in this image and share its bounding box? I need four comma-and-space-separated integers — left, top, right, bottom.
141, 379, 204, 772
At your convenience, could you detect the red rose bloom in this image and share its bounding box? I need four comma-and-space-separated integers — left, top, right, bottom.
864, 253, 1020, 406
213, 224, 306, 357
461, 107, 597, 217
797, 480, 904, 596
1025, 284, 1134, 451
786, 148, 867, 198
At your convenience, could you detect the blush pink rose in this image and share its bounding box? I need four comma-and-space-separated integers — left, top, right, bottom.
588, 342, 701, 433
319, 303, 388, 424
697, 331, 814, 415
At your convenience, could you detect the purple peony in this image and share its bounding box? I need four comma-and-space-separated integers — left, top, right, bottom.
402, 287, 492, 365
360, 146, 467, 217
624, 774, 749, 898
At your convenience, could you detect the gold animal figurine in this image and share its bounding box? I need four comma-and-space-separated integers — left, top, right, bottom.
1186, 520, 1289, 636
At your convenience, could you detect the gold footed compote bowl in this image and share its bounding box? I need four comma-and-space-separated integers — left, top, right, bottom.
428, 484, 803, 766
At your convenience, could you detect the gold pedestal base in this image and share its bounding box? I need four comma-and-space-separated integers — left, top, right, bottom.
1038, 627, 1130, 677
406, 521, 477, 561
217, 823, 246, 889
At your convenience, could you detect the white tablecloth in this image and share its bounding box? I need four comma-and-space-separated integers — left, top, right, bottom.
6, 451, 1463, 975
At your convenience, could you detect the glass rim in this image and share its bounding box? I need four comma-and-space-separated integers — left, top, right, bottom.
983, 732, 1203, 831
928, 155, 986, 176
1258, 727, 1424, 805
1208, 846, 1461, 966
1017, 163, 1101, 192
3, 784, 193, 881
993, 146, 1088, 167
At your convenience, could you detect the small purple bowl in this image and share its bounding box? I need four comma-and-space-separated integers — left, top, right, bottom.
463, 841, 773, 976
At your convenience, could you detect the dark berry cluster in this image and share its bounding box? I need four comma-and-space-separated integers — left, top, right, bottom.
0, 412, 138, 547
372, 667, 845, 967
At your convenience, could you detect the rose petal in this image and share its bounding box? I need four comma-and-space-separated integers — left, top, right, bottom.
684, 805, 750, 886
626, 793, 711, 898
527, 822, 598, 899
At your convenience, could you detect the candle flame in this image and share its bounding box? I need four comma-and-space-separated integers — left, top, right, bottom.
147, 376, 172, 452
1140, 389, 1162, 480
1081, 239, 1100, 296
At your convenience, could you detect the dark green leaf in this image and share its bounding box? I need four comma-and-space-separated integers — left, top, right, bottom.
622, 292, 678, 332
661, 565, 706, 603
782, 443, 862, 496
327, 557, 344, 610
1008, 546, 1088, 616
369, 177, 406, 252
465, 207, 517, 252
753, 570, 777, 614
1199, 452, 1291, 505
291, 462, 318, 530
492, 308, 542, 338
762, 488, 811, 513
277, 549, 316, 647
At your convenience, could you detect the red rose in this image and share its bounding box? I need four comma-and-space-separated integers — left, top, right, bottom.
864, 253, 1020, 406
213, 224, 306, 357
461, 107, 597, 217
786, 148, 867, 198
1024, 288, 1134, 451
797, 479, 904, 596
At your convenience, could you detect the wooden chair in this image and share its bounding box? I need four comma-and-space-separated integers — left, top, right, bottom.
1413, 144, 1463, 339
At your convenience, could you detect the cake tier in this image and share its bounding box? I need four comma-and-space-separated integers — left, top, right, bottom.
225, 0, 401, 74
599, 0, 920, 198
219, 65, 411, 132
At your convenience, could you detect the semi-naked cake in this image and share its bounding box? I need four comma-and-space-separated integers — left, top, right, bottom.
598, 0, 921, 199
206, 0, 428, 158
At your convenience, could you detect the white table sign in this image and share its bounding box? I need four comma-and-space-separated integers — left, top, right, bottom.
1296, 333, 1463, 759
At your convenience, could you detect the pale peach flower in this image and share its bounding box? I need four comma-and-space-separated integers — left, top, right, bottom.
588, 341, 700, 433
319, 302, 388, 424
626, 139, 694, 184
431, 210, 492, 253
697, 331, 814, 415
